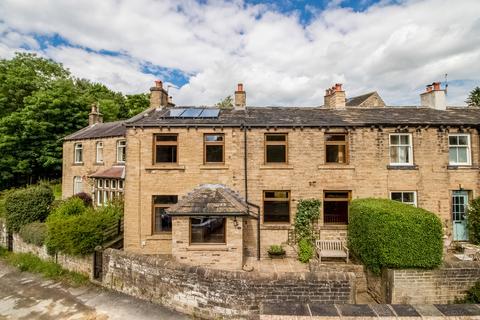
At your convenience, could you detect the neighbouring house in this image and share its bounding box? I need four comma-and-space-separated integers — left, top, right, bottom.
62, 80, 480, 270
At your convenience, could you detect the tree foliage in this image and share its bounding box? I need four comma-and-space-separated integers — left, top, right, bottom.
467, 197, 480, 245
215, 95, 233, 109
466, 87, 480, 107
0, 53, 150, 190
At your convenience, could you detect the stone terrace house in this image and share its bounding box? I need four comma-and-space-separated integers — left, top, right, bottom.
62, 81, 480, 270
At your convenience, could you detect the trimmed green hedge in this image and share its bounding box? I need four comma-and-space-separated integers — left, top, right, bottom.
348, 198, 443, 274
4, 185, 54, 232
467, 197, 480, 245
45, 198, 123, 256
19, 222, 47, 246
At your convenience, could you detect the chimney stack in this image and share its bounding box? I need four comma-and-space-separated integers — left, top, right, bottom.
150, 80, 169, 109
324, 83, 346, 108
88, 103, 103, 125
234, 83, 246, 110
420, 81, 446, 110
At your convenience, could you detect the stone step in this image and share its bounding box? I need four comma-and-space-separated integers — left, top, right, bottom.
260, 303, 480, 319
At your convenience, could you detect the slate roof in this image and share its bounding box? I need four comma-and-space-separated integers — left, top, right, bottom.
346, 92, 376, 107
166, 184, 250, 216
63, 121, 126, 141
89, 166, 125, 179
127, 106, 480, 128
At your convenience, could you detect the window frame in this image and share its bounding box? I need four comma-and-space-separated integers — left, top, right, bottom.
116, 139, 127, 163
323, 190, 351, 225
73, 176, 83, 195
389, 133, 413, 166
448, 133, 471, 166
74, 143, 83, 164
152, 195, 177, 234
263, 190, 291, 224
153, 134, 179, 164
264, 133, 288, 164
390, 191, 417, 206
96, 189, 103, 206
203, 133, 225, 164
189, 217, 227, 245
96, 141, 104, 163
324, 133, 349, 164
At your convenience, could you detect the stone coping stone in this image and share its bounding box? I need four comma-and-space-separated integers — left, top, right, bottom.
435, 304, 480, 316
309, 304, 339, 317
261, 303, 480, 318
390, 304, 420, 317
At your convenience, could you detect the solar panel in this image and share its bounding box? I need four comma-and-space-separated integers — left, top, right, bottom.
200, 108, 220, 118
168, 108, 187, 117
181, 108, 203, 118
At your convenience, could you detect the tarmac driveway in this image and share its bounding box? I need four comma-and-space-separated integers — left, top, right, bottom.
0, 260, 190, 320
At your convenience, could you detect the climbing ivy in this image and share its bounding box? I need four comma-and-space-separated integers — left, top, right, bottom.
294, 199, 321, 262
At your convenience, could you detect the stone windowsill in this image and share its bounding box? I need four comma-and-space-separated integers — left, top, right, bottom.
259, 164, 294, 170
146, 233, 172, 241
447, 165, 478, 170
319, 224, 348, 230
387, 164, 418, 170
187, 245, 229, 251
94, 162, 105, 166
145, 165, 186, 171
317, 164, 355, 170
72, 162, 84, 166
199, 164, 230, 170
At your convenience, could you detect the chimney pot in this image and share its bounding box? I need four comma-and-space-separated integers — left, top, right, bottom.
234, 83, 246, 110
433, 82, 441, 91
155, 80, 163, 88
335, 83, 343, 91
237, 83, 244, 92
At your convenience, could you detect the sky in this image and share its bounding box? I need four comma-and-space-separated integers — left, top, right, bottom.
1, 0, 479, 107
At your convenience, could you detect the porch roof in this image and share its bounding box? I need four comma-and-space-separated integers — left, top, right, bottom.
166, 184, 251, 217
89, 166, 125, 179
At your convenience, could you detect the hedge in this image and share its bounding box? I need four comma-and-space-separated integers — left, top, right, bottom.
19, 222, 47, 246
4, 185, 54, 232
45, 198, 123, 256
348, 198, 443, 274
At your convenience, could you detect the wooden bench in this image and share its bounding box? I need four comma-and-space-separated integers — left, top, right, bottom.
315, 240, 349, 263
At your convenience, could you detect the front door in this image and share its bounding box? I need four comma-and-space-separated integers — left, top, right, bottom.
452, 191, 468, 241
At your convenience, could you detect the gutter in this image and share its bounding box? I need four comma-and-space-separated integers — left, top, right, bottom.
243, 124, 261, 261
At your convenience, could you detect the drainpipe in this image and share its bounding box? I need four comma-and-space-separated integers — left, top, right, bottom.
243, 124, 261, 260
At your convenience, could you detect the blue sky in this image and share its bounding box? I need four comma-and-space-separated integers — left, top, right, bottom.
1, 0, 479, 106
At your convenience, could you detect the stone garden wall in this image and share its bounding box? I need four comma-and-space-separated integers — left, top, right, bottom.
367, 260, 480, 304
103, 248, 355, 319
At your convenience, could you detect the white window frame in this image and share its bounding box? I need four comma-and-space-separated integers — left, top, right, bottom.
104, 190, 109, 205
118, 180, 124, 190
389, 133, 413, 165
390, 191, 417, 207
96, 141, 104, 163
117, 140, 127, 163
74, 143, 83, 164
97, 189, 103, 206
111, 179, 117, 189
448, 134, 471, 166
97, 179, 103, 188
73, 176, 83, 194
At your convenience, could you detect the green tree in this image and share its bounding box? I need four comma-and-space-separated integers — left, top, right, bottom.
466, 87, 480, 107
215, 95, 233, 109
0, 53, 69, 117
121, 93, 150, 118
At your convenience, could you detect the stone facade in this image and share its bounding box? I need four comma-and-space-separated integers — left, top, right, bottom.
367, 260, 480, 304
102, 248, 355, 319
62, 137, 125, 199
123, 125, 480, 266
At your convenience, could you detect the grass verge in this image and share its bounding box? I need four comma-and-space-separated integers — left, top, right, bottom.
0, 246, 89, 287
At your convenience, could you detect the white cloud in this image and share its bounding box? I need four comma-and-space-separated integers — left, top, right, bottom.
0, 0, 479, 106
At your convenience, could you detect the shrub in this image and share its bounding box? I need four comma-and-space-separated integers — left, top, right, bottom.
19, 222, 47, 246
298, 238, 314, 263
467, 197, 480, 245
268, 245, 285, 256
45, 200, 122, 256
4, 185, 54, 232
348, 198, 443, 274
463, 281, 480, 303
294, 199, 321, 262
71, 192, 93, 207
